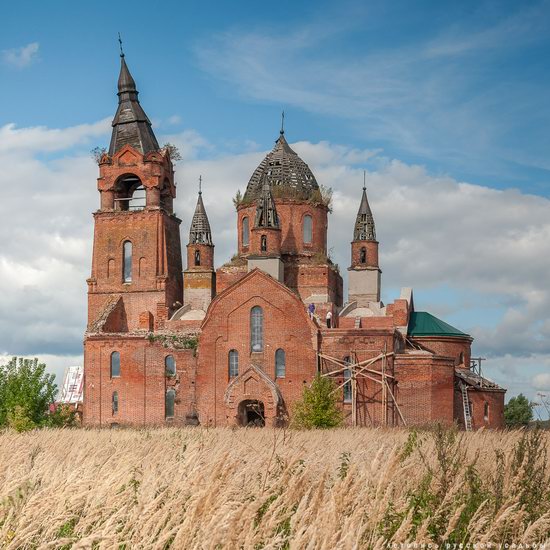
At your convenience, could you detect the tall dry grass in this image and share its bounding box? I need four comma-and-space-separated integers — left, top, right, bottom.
0, 426, 549, 549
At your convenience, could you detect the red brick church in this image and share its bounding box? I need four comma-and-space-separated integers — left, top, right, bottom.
83, 53, 505, 429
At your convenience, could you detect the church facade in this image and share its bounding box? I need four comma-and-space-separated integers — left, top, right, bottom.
83, 54, 505, 429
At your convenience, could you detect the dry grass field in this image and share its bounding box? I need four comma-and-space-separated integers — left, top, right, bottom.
0, 426, 549, 549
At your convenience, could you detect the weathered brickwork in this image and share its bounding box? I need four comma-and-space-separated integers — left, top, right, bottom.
83, 56, 506, 429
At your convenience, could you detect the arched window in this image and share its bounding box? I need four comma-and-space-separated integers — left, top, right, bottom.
112, 391, 119, 415
228, 350, 239, 378
261, 235, 267, 252
195, 249, 201, 266
250, 306, 264, 352
484, 402, 489, 422
303, 215, 313, 244
165, 355, 176, 377
360, 247, 367, 264
242, 217, 249, 246
110, 351, 120, 378
343, 356, 352, 403
275, 349, 286, 378
165, 389, 176, 419
123, 241, 132, 282
459, 352, 465, 365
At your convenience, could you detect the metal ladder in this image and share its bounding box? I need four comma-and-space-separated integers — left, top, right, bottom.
461, 384, 473, 431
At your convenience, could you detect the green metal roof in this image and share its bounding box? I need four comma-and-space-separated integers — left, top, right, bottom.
408, 312, 470, 338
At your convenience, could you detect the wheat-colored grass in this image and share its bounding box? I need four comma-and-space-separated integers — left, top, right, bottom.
0, 427, 549, 549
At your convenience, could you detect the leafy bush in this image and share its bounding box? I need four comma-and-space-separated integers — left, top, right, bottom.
504, 393, 533, 427
0, 357, 56, 428
291, 375, 343, 429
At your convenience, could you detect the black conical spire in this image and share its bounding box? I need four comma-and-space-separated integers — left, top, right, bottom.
353, 172, 376, 241
254, 169, 280, 229
108, 44, 160, 156
189, 177, 213, 245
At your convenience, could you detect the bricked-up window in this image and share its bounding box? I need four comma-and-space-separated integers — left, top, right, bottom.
110, 351, 120, 378
165, 355, 176, 377
229, 350, 239, 378
343, 356, 352, 403
250, 306, 264, 352
484, 402, 489, 422
242, 217, 249, 246
112, 391, 119, 415
360, 247, 367, 264
123, 241, 132, 282
165, 389, 176, 418
275, 349, 286, 378
303, 215, 313, 244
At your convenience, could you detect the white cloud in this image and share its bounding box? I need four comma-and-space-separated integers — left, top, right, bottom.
1, 119, 549, 403
0, 119, 110, 155
532, 373, 550, 391
2, 42, 40, 68
167, 115, 182, 126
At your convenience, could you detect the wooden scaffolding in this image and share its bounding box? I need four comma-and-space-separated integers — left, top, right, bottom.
318, 345, 407, 427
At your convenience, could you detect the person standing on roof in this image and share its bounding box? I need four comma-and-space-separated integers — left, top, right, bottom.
326, 310, 333, 328
308, 303, 315, 319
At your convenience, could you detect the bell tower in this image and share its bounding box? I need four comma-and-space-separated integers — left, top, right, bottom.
86, 51, 183, 332
184, 178, 215, 311
348, 176, 381, 305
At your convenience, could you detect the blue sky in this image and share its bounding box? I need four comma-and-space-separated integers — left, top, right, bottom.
1, 0, 550, 418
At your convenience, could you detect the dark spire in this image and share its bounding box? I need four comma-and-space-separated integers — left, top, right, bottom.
108, 46, 160, 156
353, 172, 376, 241
189, 177, 213, 245
280, 110, 285, 135
254, 169, 280, 229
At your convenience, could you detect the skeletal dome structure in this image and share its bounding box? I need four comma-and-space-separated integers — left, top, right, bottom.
243, 131, 319, 202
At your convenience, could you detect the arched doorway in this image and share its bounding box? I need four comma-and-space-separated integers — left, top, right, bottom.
238, 400, 265, 427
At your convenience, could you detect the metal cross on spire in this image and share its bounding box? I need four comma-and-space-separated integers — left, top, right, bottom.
118, 33, 125, 57
199, 175, 202, 194
363, 170, 366, 191
280, 110, 285, 134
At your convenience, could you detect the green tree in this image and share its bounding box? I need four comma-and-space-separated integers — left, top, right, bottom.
0, 357, 57, 429
292, 374, 343, 429
504, 393, 533, 428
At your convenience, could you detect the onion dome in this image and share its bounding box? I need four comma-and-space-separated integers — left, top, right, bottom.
243, 130, 319, 202
108, 53, 160, 156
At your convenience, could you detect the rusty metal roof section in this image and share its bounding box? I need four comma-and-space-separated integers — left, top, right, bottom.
108, 53, 160, 156
254, 172, 280, 228
189, 185, 213, 245
353, 180, 376, 241
455, 369, 505, 391
244, 130, 319, 201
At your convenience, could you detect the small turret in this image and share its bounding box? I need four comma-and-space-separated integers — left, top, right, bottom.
247, 173, 284, 281
184, 178, 216, 311
348, 174, 381, 305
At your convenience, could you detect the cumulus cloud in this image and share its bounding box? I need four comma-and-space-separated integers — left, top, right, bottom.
532, 373, 550, 391
2, 42, 40, 68
0, 119, 110, 155
1, 119, 549, 406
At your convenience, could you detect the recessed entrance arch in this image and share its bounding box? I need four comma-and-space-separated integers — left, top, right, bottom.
238, 399, 265, 427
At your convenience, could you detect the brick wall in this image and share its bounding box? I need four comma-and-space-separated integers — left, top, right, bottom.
195, 269, 318, 426
83, 336, 196, 427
